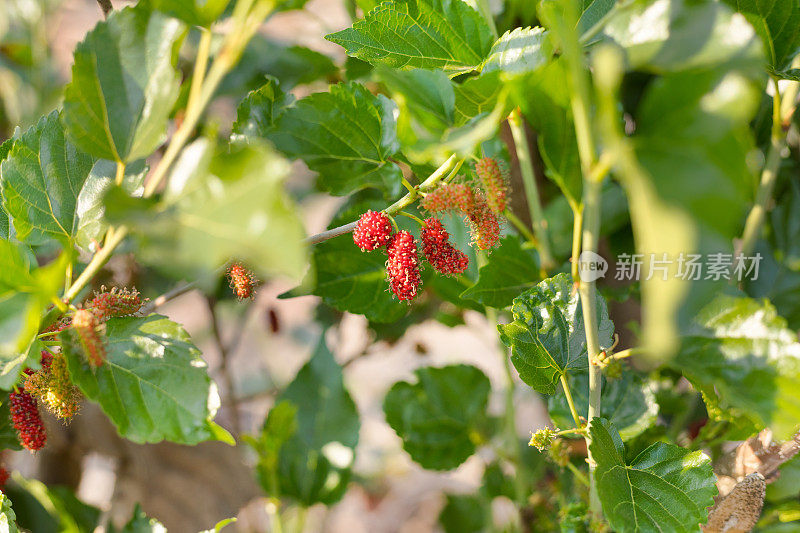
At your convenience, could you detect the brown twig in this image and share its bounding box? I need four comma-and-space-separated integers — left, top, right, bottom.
205, 297, 242, 435
96, 0, 113, 18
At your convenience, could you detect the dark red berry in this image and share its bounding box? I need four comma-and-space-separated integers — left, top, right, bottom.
386, 230, 422, 301
0, 467, 8, 486
86, 287, 144, 322
421, 218, 468, 275
9, 390, 46, 451
353, 210, 393, 251
474, 157, 508, 214
227, 262, 257, 300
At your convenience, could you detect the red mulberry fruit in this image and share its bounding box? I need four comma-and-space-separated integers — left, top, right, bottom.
9, 391, 46, 451
421, 218, 468, 276
0, 467, 8, 486
421, 183, 475, 214
72, 309, 106, 368
386, 230, 422, 301
24, 353, 81, 421
353, 210, 393, 251
227, 262, 257, 300
86, 287, 144, 322
466, 192, 501, 250
474, 157, 509, 214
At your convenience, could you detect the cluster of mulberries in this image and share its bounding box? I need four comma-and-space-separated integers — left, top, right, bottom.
421, 218, 468, 276
227, 262, 258, 300
24, 352, 81, 421
72, 309, 106, 368
86, 286, 145, 322
420, 163, 504, 251
352, 211, 424, 301
9, 390, 46, 451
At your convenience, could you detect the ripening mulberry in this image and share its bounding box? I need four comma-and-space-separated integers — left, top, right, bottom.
466, 192, 501, 250
0, 467, 8, 486
9, 391, 46, 451
421, 218, 469, 275
72, 309, 106, 368
421, 183, 475, 214
353, 210, 393, 251
24, 353, 81, 421
227, 262, 257, 300
474, 157, 509, 214
386, 230, 422, 301
86, 287, 144, 322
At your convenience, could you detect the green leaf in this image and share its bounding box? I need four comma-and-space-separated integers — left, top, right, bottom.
267, 82, 403, 196
460, 236, 540, 308
218, 36, 338, 94
0, 244, 65, 389
112, 504, 166, 533
272, 340, 360, 505
0, 135, 18, 240
0, 490, 19, 533
676, 293, 800, 439
589, 418, 717, 532
73, 159, 147, 251
116, 139, 307, 282
578, 0, 616, 37
383, 364, 490, 470
482, 26, 553, 76
292, 235, 408, 323
231, 77, 293, 140
498, 273, 614, 395
722, 0, 800, 69
252, 400, 297, 484
205, 518, 237, 533
509, 59, 580, 205
0, 394, 21, 450
380, 68, 506, 163
325, 0, 495, 76
1, 111, 94, 247
439, 494, 488, 533
600, 0, 764, 73
147, 0, 230, 27
61, 314, 227, 445
612, 35, 764, 357
549, 372, 657, 441
62, 6, 184, 162
7, 476, 100, 533
453, 73, 503, 125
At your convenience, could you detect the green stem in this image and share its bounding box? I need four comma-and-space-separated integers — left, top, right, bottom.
475, 0, 498, 38
555, 0, 603, 516
507, 109, 555, 270
739, 78, 785, 257
503, 209, 538, 245
570, 206, 583, 282
559, 374, 582, 429
114, 161, 125, 187
64, 226, 129, 303
186, 27, 213, 116
481, 252, 526, 508
143, 0, 275, 197
398, 211, 425, 226
565, 460, 590, 487
306, 155, 461, 244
